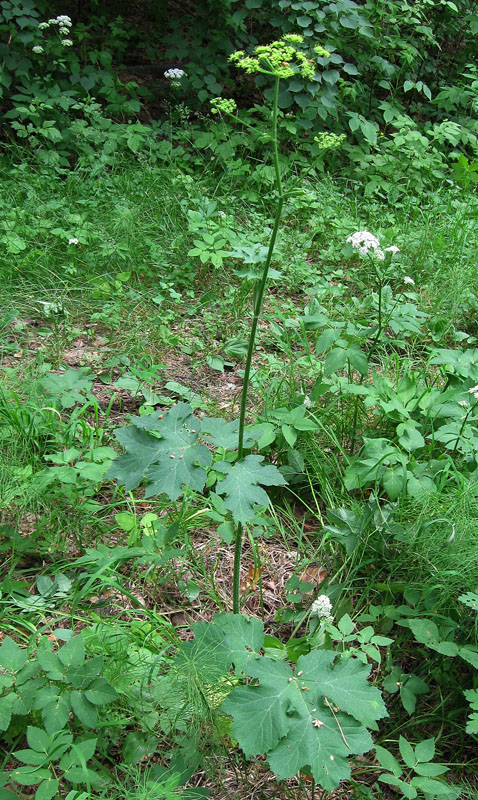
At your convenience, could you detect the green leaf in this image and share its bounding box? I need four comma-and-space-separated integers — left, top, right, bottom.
347, 345, 369, 376
459, 645, 478, 669
382, 465, 406, 500
379, 775, 417, 799
323, 347, 346, 376
223, 651, 386, 791
217, 521, 235, 544
63, 768, 102, 784
84, 678, 117, 705
337, 614, 354, 636
397, 423, 425, 451
215, 455, 286, 524
464, 689, 478, 734
35, 779, 59, 800
13, 750, 46, 766
11, 768, 51, 786
458, 592, 478, 611
375, 745, 402, 777
58, 636, 85, 668
400, 674, 428, 714
281, 424, 297, 447
70, 738, 97, 763
26, 727, 49, 753
411, 777, 457, 796
70, 691, 97, 728
414, 763, 448, 777
415, 737, 435, 763
0, 637, 27, 671
42, 693, 70, 733
0, 695, 15, 731
399, 736, 416, 768
213, 613, 264, 673
201, 417, 254, 450
316, 328, 341, 354
107, 403, 211, 499
408, 619, 459, 657
123, 732, 157, 765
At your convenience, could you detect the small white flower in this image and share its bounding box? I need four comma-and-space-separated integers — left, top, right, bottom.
403, 276, 415, 285
346, 230, 382, 256
218, 210, 226, 218
311, 594, 333, 621
468, 385, 478, 400
56, 15, 72, 25
385, 245, 400, 254
458, 400, 468, 408
48, 18, 59, 24
32, 45, 44, 53
303, 396, 313, 409
164, 68, 186, 80
375, 248, 385, 261
61, 38, 73, 46
38, 22, 49, 29
59, 26, 69, 34
68, 237, 79, 245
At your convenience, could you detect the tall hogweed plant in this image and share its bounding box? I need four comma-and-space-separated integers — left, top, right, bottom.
103, 35, 395, 790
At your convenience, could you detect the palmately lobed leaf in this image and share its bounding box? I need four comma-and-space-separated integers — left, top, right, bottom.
215, 455, 287, 524
222, 649, 386, 791
106, 403, 211, 500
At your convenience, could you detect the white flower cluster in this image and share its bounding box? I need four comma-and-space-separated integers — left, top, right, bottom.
32, 45, 44, 53
346, 231, 400, 262
468, 384, 478, 400
164, 68, 185, 80
38, 15, 73, 43
68, 237, 79, 245
311, 594, 333, 621
403, 275, 415, 285
47, 14, 72, 27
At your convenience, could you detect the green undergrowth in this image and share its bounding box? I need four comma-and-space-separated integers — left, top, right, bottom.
1, 142, 478, 799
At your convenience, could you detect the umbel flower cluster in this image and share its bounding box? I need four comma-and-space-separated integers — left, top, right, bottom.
210, 97, 237, 115
346, 230, 400, 262
33, 14, 73, 52
310, 594, 334, 622
229, 34, 330, 80
164, 68, 186, 80
314, 132, 346, 150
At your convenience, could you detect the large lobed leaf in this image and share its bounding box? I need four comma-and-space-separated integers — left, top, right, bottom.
222, 649, 387, 791
106, 403, 211, 500
215, 455, 287, 524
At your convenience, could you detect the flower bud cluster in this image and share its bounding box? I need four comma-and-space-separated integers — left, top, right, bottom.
210, 97, 237, 115
314, 132, 346, 150
229, 35, 329, 80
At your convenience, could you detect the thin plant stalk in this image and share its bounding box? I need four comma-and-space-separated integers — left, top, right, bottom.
233, 75, 284, 614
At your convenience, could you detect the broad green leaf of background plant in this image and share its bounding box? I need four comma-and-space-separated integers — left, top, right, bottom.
222, 650, 387, 790
464, 689, 478, 734
405, 619, 460, 657
215, 455, 287, 524
459, 592, 478, 611
107, 403, 211, 499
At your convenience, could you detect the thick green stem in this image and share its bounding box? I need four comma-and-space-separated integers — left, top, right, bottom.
232, 77, 284, 614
